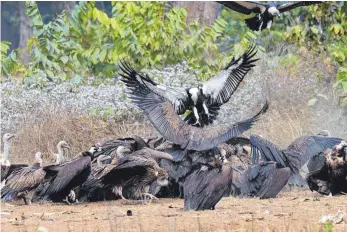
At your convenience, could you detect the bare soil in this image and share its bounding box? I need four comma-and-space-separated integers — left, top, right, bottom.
1, 190, 347, 232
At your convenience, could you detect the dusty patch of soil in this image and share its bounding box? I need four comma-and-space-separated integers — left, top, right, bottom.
1, 191, 347, 232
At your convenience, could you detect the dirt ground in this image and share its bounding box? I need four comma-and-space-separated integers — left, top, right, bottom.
1, 190, 347, 232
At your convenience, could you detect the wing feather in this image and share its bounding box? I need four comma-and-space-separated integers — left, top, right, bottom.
218, 1, 266, 14
277, 1, 322, 13
119, 61, 189, 114
202, 44, 258, 106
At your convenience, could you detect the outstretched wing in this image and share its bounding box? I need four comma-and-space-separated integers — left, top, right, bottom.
218, 1, 266, 15
277, 1, 322, 13
239, 162, 291, 198
42, 157, 91, 197
250, 135, 288, 168
129, 79, 268, 151
285, 136, 343, 168
202, 45, 258, 106
119, 61, 189, 114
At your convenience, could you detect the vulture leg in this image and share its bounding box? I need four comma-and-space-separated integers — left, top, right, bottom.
192, 107, 200, 126
141, 193, 158, 203
202, 102, 210, 119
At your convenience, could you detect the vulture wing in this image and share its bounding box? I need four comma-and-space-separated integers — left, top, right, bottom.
218, 1, 266, 14
120, 61, 189, 115
202, 45, 258, 106
1, 164, 28, 181
41, 156, 91, 197
277, 1, 322, 13
250, 135, 288, 168
129, 78, 268, 151
284, 136, 343, 169
1, 166, 45, 199
239, 162, 291, 198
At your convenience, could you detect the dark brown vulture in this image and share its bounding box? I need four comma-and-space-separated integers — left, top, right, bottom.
218, 1, 322, 31
120, 45, 258, 127
119, 61, 268, 151
93, 136, 148, 160
306, 141, 347, 196
1, 152, 45, 205
34, 146, 100, 203
1, 133, 28, 184
250, 134, 343, 186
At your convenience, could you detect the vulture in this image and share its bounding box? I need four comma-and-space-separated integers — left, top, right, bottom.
218, 1, 322, 31
119, 60, 268, 151
93, 136, 148, 160
1, 152, 45, 205
52, 141, 70, 165
250, 134, 343, 187
34, 146, 100, 203
232, 161, 291, 199
120, 45, 258, 127
1, 133, 28, 185
97, 148, 173, 202
306, 141, 347, 196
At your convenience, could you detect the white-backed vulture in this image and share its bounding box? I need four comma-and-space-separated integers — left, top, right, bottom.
218, 1, 322, 31
120, 45, 258, 127
1, 133, 28, 184
119, 61, 268, 151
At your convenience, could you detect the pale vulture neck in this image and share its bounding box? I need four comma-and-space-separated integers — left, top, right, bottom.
3, 141, 10, 161
56, 145, 67, 164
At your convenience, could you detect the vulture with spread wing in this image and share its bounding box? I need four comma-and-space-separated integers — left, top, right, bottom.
34, 147, 100, 203
120, 45, 258, 127
218, 1, 322, 31
119, 61, 268, 151
250, 134, 343, 186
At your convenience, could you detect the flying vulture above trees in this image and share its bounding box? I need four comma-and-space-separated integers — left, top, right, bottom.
218, 1, 322, 31
250, 134, 343, 186
120, 45, 258, 127
119, 65, 268, 151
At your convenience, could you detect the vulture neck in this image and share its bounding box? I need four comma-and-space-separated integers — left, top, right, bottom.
3, 141, 10, 162
56, 146, 67, 164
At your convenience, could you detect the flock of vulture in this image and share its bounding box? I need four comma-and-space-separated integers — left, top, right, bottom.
1, 1, 346, 212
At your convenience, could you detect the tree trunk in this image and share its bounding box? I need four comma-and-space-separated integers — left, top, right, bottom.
51, 1, 76, 18
173, 2, 220, 26
18, 2, 33, 64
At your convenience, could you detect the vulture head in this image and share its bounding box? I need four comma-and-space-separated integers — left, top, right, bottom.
155, 169, 169, 187
268, 4, 280, 16
116, 146, 131, 159
97, 155, 112, 167
34, 152, 43, 167
3, 133, 16, 143
187, 87, 202, 105
82, 146, 102, 157
57, 141, 70, 150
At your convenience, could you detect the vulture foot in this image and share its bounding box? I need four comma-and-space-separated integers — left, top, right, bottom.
141, 193, 158, 204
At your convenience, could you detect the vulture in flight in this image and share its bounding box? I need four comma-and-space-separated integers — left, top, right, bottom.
119, 62, 268, 151
218, 1, 322, 31
250, 134, 343, 186
120, 45, 258, 127
306, 141, 347, 196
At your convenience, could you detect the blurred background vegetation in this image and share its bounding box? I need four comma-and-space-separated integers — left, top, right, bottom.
1, 1, 346, 91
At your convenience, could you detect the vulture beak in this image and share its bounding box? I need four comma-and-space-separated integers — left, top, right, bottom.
64, 145, 71, 149
9, 134, 16, 139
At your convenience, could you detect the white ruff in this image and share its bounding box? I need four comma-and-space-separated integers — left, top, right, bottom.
268, 7, 279, 16
189, 88, 199, 103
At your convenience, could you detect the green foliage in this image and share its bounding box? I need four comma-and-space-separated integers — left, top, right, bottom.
1, 41, 23, 76
323, 222, 333, 232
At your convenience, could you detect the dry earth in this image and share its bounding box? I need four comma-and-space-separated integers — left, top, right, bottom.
1, 191, 347, 232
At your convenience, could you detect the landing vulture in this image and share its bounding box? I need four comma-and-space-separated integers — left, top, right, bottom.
120, 62, 268, 151
250, 134, 343, 186
218, 1, 322, 31
120, 45, 258, 127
